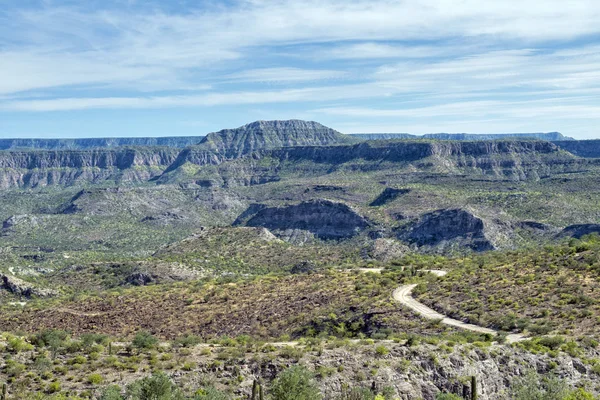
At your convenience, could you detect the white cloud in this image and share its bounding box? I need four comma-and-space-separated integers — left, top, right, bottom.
1, 0, 600, 96
225, 67, 347, 83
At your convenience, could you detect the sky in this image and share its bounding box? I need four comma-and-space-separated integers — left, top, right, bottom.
1, 0, 599, 138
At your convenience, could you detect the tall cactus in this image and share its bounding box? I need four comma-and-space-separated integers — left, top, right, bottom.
471, 376, 477, 400
1, 382, 7, 400
251, 380, 259, 400
259, 380, 264, 400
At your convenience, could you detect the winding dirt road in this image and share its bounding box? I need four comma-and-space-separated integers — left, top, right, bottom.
391, 269, 526, 343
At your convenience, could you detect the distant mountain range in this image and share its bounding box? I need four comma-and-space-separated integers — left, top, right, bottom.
352, 132, 574, 141
0, 121, 575, 150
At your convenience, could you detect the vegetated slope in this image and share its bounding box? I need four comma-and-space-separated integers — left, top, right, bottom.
0, 332, 596, 400
0, 270, 453, 339
416, 234, 600, 337
154, 226, 362, 273
197, 119, 359, 158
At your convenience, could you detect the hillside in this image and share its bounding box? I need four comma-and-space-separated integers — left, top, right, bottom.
416, 235, 600, 336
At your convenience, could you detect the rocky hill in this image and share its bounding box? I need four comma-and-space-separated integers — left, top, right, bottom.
197, 119, 359, 158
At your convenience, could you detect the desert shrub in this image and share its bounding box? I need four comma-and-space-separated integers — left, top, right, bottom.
126, 372, 185, 400
5, 360, 26, 377
338, 387, 373, 400
375, 345, 389, 356
46, 381, 61, 394
32, 329, 69, 348
270, 366, 322, 400
537, 336, 566, 350
132, 331, 158, 351
173, 334, 202, 348
510, 371, 592, 400
99, 385, 124, 400
7, 336, 33, 353
194, 386, 231, 400
88, 373, 104, 385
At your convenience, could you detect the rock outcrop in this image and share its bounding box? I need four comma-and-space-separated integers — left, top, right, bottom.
0, 274, 58, 297
560, 224, 600, 239
370, 188, 411, 206
397, 209, 495, 252
244, 199, 369, 240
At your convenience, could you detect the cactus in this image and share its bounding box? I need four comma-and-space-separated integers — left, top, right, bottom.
471, 376, 477, 400
251, 380, 259, 400
259, 380, 264, 400
108, 342, 112, 355
1, 382, 7, 400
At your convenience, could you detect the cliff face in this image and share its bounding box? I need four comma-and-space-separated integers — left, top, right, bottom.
553, 140, 600, 158
0, 137, 204, 150
396, 209, 495, 252
243, 199, 370, 240
198, 120, 358, 158
0, 148, 179, 189
0, 139, 586, 189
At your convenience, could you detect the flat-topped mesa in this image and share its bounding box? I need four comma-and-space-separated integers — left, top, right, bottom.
353, 131, 574, 141
198, 119, 358, 158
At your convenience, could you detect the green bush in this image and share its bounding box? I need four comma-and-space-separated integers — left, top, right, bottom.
270, 366, 322, 400
375, 345, 389, 356
132, 331, 158, 351
194, 386, 231, 400
88, 373, 104, 385
126, 372, 185, 400
99, 385, 124, 400
46, 381, 61, 394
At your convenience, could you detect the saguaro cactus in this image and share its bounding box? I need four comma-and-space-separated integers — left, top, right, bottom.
471, 376, 477, 400
1, 382, 7, 400
251, 380, 259, 400
259, 380, 264, 400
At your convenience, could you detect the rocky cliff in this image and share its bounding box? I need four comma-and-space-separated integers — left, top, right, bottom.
0, 138, 588, 189
0, 137, 203, 150
0, 147, 179, 189
396, 209, 496, 252
553, 140, 600, 158
242, 199, 370, 240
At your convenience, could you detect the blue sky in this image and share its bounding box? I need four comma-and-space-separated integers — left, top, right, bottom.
1, 0, 599, 138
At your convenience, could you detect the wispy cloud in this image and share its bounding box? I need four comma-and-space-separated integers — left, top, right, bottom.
225, 67, 348, 83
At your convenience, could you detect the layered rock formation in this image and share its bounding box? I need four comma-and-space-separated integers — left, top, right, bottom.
243, 199, 370, 240
397, 209, 496, 252
560, 224, 600, 239
198, 120, 358, 158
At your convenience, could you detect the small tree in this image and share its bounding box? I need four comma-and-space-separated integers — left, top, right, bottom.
270, 366, 322, 400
